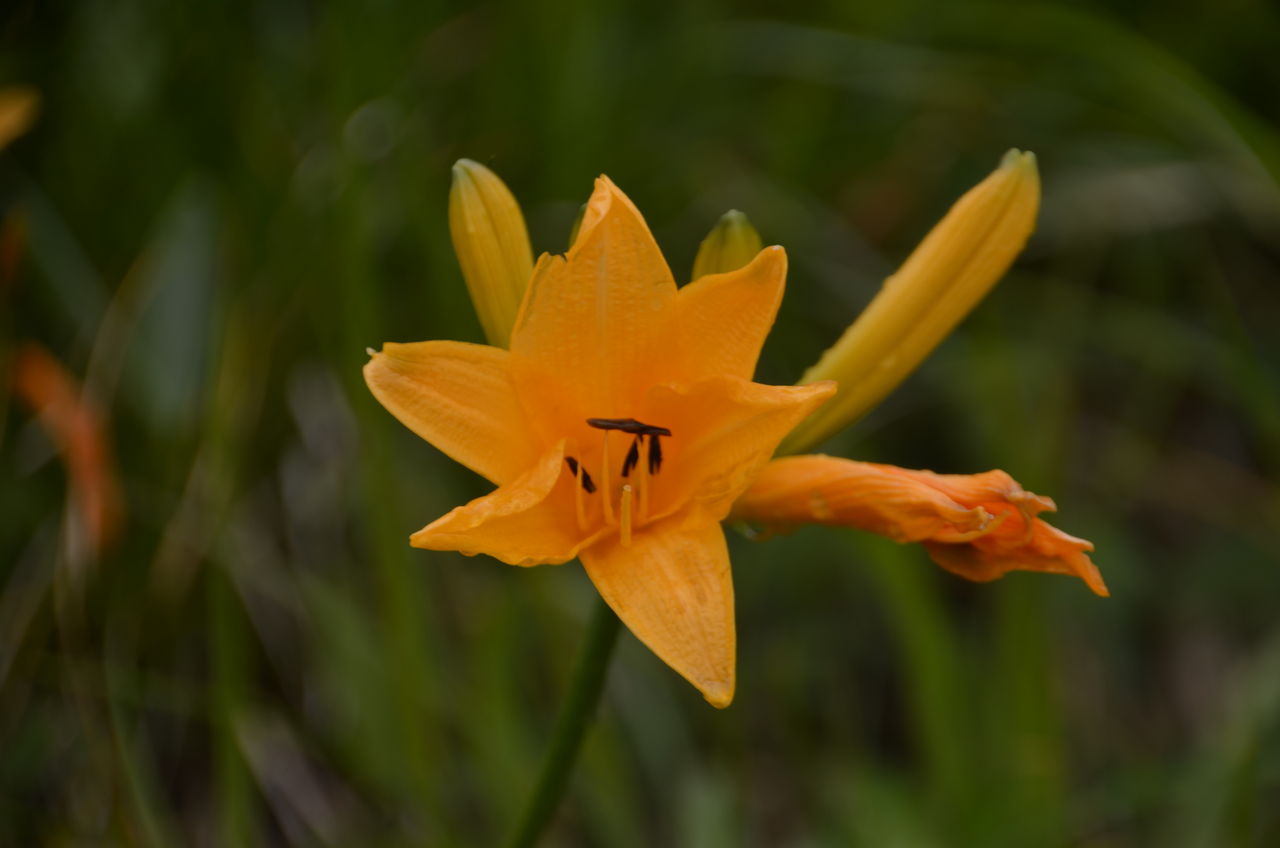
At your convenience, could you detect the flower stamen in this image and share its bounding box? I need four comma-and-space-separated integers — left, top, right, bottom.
586, 418, 671, 535
620, 484, 634, 546
638, 453, 650, 521
647, 433, 663, 474
601, 431, 615, 526
621, 436, 642, 478
565, 456, 592, 530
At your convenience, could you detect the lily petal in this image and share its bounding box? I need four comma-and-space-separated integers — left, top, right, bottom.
664, 246, 787, 382
646, 377, 836, 522
581, 516, 735, 708
925, 518, 1108, 597
732, 455, 1107, 596
411, 442, 605, 566
510, 176, 676, 417
364, 341, 538, 485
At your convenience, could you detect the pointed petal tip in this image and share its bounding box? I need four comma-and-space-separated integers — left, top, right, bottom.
574, 175, 622, 242
810, 378, 838, 400
1085, 568, 1110, 598
593, 174, 620, 195
701, 679, 735, 709
739, 243, 786, 275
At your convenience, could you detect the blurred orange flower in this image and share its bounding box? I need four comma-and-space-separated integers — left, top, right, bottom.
0, 86, 39, 151
11, 343, 122, 556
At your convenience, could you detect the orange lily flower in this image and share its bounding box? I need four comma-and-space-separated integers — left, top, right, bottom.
732, 456, 1108, 597
365, 177, 835, 707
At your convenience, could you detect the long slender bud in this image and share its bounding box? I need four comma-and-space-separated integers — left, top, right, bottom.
782, 150, 1040, 454
449, 159, 534, 347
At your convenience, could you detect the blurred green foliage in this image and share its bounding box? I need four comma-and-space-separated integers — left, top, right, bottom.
3, 0, 1280, 845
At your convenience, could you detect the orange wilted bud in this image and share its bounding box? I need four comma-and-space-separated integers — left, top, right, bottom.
732, 455, 1107, 596
11, 344, 123, 556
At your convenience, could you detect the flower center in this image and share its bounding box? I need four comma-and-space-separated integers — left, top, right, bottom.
564, 417, 672, 546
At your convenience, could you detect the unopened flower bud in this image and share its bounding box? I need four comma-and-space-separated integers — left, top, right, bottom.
692, 209, 763, 279
449, 159, 534, 347
783, 150, 1040, 454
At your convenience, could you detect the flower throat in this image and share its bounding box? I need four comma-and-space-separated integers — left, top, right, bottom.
564, 418, 672, 545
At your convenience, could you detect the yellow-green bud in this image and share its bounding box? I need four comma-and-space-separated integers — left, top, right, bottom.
692, 209, 763, 279
782, 150, 1040, 454
449, 159, 534, 347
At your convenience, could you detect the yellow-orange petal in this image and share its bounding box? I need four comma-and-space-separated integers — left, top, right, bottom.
662, 246, 787, 382
412, 442, 604, 566
510, 176, 677, 417
730, 455, 997, 542
893, 468, 1056, 517
363, 340, 538, 485
580, 515, 735, 707
925, 517, 1109, 597
645, 377, 836, 523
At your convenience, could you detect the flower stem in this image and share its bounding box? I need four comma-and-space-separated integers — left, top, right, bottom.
504, 596, 621, 848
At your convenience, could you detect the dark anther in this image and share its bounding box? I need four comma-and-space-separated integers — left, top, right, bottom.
564, 456, 596, 493
621, 437, 642, 477
586, 417, 672, 438
647, 433, 663, 474
587, 418, 670, 477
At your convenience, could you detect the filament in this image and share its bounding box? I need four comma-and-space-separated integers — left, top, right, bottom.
638, 457, 649, 521
601, 431, 615, 525
574, 456, 586, 530
620, 484, 633, 546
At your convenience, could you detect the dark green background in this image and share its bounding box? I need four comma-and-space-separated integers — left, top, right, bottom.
3, 1, 1279, 844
